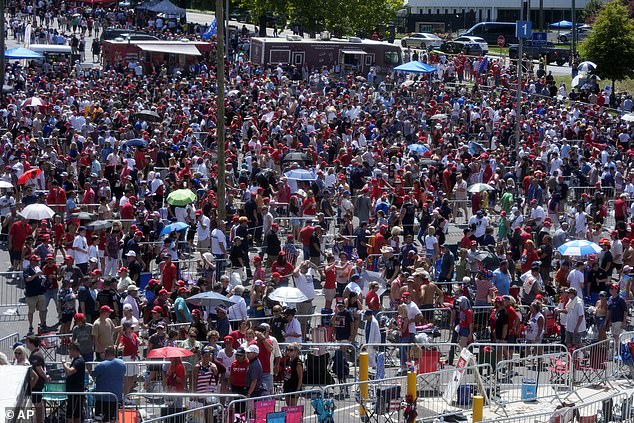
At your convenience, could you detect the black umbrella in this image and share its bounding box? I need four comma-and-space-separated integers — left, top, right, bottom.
282, 151, 311, 163
474, 251, 500, 270
86, 220, 113, 231
132, 110, 161, 122
70, 212, 97, 222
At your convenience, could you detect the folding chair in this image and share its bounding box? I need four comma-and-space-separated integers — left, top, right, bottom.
356, 384, 401, 423
416, 348, 441, 395
311, 397, 335, 423
266, 411, 286, 423
281, 405, 304, 423
255, 399, 276, 423
42, 382, 67, 422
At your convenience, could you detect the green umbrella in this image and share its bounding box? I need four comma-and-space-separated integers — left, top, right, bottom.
166, 189, 197, 206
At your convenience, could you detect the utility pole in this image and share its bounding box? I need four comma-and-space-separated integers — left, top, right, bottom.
215, 0, 226, 220
514, 0, 528, 151
539, 0, 544, 30
571, 0, 577, 60
225, 0, 229, 56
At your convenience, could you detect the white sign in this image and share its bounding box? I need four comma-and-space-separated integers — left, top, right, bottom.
442, 348, 473, 403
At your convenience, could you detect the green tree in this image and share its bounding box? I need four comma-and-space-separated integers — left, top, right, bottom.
240, 0, 288, 36
580, 0, 603, 22
579, 0, 634, 92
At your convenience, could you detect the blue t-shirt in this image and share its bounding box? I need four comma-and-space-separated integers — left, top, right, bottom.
174, 297, 191, 323
608, 295, 628, 323
92, 358, 126, 401
492, 269, 510, 296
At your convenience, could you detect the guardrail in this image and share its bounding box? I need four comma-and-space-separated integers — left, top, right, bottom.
32, 390, 119, 423
224, 389, 322, 423
0, 332, 20, 358
570, 338, 617, 389
0, 271, 25, 322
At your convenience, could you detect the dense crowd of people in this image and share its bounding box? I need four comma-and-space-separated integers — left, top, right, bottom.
0, 4, 633, 421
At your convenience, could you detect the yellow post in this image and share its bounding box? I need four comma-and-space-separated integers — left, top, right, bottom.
407, 370, 417, 401
473, 395, 484, 423
360, 352, 369, 417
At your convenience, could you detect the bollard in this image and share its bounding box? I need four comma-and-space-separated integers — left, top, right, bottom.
360, 352, 369, 417
407, 370, 417, 401
473, 395, 484, 422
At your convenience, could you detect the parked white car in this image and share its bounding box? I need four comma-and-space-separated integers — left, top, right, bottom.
453, 36, 489, 54
400, 33, 443, 49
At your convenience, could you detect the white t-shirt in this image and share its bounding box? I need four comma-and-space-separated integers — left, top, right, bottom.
72, 234, 89, 264
405, 301, 422, 334
530, 206, 545, 222
197, 215, 211, 241
469, 216, 489, 238
565, 296, 586, 333
293, 272, 316, 301
424, 234, 438, 251
210, 228, 227, 255
567, 269, 585, 293
575, 212, 587, 234
284, 318, 302, 343
217, 348, 236, 376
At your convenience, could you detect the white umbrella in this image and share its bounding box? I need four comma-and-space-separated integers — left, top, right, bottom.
268, 287, 309, 304
430, 113, 448, 120
577, 61, 597, 74
21, 97, 45, 108
20, 203, 55, 220
401, 80, 415, 88
467, 183, 494, 193
0, 181, 13, 189
572, 74, 601, 88
621, 114, 634, 123
558, 240, 602, 256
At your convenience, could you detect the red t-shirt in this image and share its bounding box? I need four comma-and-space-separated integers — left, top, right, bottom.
271, 261, 294, 279
228, 330, 246, 349
366, 291, 380, 312
324, 267, 336, 289
506, 306, 520, 337
299, 226, 314, 247
256, 339, 273, 373
120, 202, 134, 220
9, 221, 31, 252
167, 362, 186, 392
42, 263, 59, 290
230, 359, 249, 387
162, 263, 177, 292
119, 332, 140, 357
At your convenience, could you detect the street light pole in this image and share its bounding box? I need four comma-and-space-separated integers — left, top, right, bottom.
514, 0, 527, 151
215, 0, 226, 220
571, 0, 576, 60
0, 0, 5, 97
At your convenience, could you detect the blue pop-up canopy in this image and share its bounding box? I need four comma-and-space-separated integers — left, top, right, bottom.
5, 47, 43, 59
394, 61, 437, 74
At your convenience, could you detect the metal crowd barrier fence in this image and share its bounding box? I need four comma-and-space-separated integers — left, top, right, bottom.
493, 350, 572, 408
31, 390, 119, 423
415, 363, 495, 421
224, 389, 322, 423
467, 342, 570, 365
570, 338, 617, 388
0, 271, 26, 322
359, 342, 462, 376
123, 393, 244, 423
0, 332, 19, 358
616, 330, 634, 379
322, 375, 408, 423
279, 341, 359, 381
482, 391, 632, 423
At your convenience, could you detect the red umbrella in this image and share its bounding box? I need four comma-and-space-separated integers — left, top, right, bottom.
21, 97, 46, 108
146, 346, 193, 359
17, 168, 42, 185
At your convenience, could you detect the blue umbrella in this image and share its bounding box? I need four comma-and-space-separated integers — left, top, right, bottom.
124, 138, 148, 148
5, 47, 43, 59
558, 240, 602, 257
394, 61, 437, 74
408, 143, 429, 154
160, 221, 190, 235
549, 20, 573, 28
284, 169, 317, 181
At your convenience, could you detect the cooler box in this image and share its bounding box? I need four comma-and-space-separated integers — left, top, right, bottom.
521, 378, 537, 401
457, 384, 472, 406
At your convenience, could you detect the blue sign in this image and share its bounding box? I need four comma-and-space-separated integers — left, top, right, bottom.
516, 20, 532, 38
532, 31, 547, 44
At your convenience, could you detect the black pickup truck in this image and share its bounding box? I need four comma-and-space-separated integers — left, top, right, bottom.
508, 40, 571, 66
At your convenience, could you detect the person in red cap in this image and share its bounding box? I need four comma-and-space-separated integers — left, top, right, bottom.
92, 305, 116, 361
71, 312, 94, 363
160, 253, 177, 293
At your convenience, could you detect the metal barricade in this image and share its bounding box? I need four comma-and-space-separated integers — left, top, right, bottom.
0, 332, 19, 358
467, 342, 570, 366
493, 350, 572, 407
481, 391, 632, 423
123, 392, 242, 423
472, 306, 494, 342
571, 338, 617, 388
322, 375, 408, 423
279, 342, 358, 382
360, 342, 462, 377
31, 390, 119, 423
0, 271, 26, 321
415, 363, 495, 421
224, 389, 322, 423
